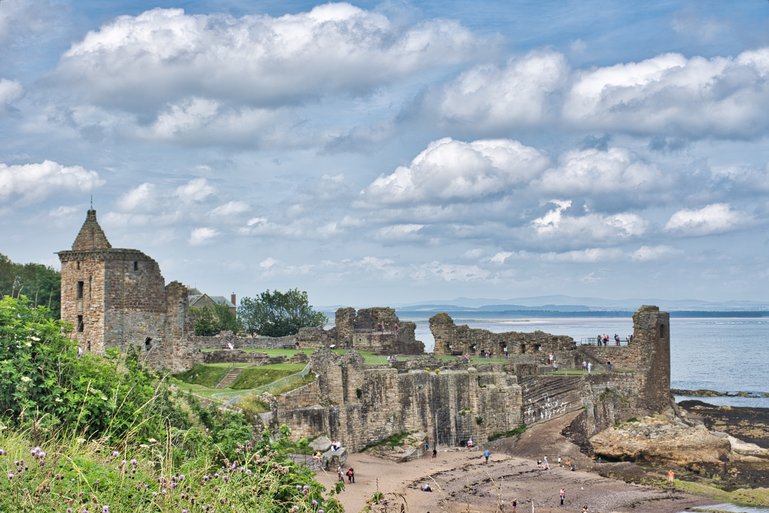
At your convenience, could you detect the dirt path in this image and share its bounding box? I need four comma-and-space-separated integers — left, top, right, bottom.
315, 413, 717, 513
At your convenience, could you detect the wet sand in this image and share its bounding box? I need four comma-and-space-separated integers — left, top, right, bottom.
315, 412, 718, 513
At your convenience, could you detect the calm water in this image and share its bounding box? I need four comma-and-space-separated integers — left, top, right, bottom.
404, 314, 769, 408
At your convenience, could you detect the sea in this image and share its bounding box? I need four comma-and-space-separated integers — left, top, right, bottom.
396, 311, 769, 408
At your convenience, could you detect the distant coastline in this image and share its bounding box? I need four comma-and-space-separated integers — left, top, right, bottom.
389, 309, 769, 319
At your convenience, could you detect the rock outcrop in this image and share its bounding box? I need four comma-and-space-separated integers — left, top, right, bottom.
590, 414, 733, 465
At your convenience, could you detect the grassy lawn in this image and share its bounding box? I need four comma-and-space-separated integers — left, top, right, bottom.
231, 364, 306, 389
173, 364, 230, 387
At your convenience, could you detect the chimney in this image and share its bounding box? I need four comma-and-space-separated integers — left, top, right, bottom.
230, 293, 237, 307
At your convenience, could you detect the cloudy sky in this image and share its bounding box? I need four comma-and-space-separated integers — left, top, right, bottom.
2, 0, 769, 307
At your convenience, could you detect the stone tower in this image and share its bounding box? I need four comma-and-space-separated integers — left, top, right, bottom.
631, 305, 671, 412
57, 209, 195, 370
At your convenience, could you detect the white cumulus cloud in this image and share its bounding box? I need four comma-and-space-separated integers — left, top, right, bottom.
360, 137, 549, 205
564, 48, 769, 138
538, 147, 666, 195
0, 160, 103, 204
189, 226, 218, 245
56, 5, 482, 111
174, 178, 215, 203
427, 50, 568, 130
664, 203, 749, 236
532, 200, 647, 241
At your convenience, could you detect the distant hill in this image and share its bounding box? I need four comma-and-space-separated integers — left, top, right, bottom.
320, 295, 769, 317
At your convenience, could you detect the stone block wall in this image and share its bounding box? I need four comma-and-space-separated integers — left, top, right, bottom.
271, 350, 523, 451
430, 313, 577, 357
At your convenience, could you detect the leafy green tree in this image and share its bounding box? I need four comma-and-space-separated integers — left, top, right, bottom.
0, 252, 61, 318
238, 288, 327, 336
190, 303, 241, 336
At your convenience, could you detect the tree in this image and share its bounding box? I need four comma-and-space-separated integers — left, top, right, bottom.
0, 252, 61, 318
238, 288, 327, 337
191, 303, 241, 336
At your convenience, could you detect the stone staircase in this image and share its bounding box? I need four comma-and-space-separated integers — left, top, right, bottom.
215, 367, 243, 389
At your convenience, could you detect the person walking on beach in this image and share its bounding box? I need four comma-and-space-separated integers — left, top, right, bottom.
337, 465, 344, 482
582, 505, 589, 512
483, 448, 490, 464
346, 467, 355, 483
511, 499, 517, 511
559, 488, 565, 506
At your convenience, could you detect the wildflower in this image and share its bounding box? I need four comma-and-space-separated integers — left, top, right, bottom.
112, 451, 120, 458
312, 500, 318, 506
0, 449, 5, 456
130, 458, 137, 466
7, 472, 13, 479
103, 506, 109, 513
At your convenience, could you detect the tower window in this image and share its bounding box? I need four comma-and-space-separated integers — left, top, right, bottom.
77, 281, 84, 299
76, 261, 80, 270
145, 337, 152, 351
77, 315, 84, 332
659, 323, 666, 338
133, 261, 138, 271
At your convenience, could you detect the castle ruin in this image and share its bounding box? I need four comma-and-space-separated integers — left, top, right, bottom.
57, 209, 197, 372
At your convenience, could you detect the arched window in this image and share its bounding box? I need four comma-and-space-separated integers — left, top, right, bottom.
145, 337, 152, 351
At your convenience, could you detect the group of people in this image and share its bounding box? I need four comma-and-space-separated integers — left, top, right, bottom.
595, 333, 632, 346
336, 465, 355, 483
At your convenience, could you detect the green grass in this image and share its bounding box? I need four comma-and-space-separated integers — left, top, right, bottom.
231, 364, 306, 389
173, 364, 229, 387
670, 479, 769, 507
489, 423, 527, 441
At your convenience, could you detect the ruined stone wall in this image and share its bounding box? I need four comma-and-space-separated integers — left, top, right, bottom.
271, 351, 523, 451
430, 313, 577, 357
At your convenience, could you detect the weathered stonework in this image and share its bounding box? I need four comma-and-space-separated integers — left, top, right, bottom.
430, 313, 576, 357
58, 210, 198, 372
262, 306, 673, 453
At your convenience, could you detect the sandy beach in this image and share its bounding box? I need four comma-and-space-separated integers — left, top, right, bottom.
315, 412, 718, 513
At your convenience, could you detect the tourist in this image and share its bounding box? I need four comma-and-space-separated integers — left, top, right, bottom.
420, 483, 432, 492
504, 345, 509, 358
582, 505, 589, 512
543, 456, 549, 469
483, 448, 490, 464
559, 488, 565, 506
346, 467, 355, 483
467, 438, 474, 448
667, 469, 675, 481
587, 362, 592, 373
432, 447, 437, 458
581, 360, 587, 371
557, 455, 562, 467
337, 465, 344, 482
606, 360, 613, 372
511, 499, 517, 511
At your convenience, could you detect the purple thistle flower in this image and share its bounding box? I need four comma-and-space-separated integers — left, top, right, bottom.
7, 472, 13, 479
102, 506, 109, 513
